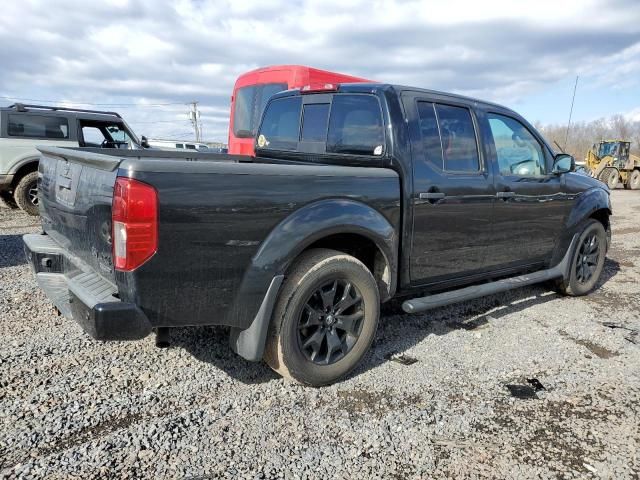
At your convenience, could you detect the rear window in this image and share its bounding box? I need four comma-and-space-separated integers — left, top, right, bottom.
301, 103, 330, 142
327, 95, 384, 155
8, 114, 69, 139
258, 96, 301, 150
233, 83, 287, 138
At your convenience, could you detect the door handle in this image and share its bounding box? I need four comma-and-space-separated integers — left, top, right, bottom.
496, 191, 515, 199
419, 192, 445, 200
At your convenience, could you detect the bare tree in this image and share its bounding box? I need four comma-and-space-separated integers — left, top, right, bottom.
537, 115, 640, 159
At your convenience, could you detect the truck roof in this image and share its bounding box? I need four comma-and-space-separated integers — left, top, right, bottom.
271, 82, 518, 115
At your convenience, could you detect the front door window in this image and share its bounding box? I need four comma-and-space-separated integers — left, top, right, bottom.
487, 113, 546, 176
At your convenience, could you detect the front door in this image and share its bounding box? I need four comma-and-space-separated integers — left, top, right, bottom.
480, 111, 572, 269
403, 94, 496, 286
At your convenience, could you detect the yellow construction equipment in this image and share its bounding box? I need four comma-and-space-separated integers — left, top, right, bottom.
579, 140, 640, 190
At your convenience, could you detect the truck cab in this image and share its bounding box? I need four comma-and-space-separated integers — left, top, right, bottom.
254, 83, 609, 290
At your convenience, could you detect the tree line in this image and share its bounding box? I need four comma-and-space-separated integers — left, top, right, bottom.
534, 115, 640, 160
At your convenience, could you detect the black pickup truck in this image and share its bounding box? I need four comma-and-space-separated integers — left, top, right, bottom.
24, 83, 611, 386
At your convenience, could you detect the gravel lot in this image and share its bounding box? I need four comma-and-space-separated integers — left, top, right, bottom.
1, 190, 639, 479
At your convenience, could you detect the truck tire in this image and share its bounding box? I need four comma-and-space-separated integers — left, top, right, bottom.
13, 171, 39, 216
554, 219, 607, 297
598, 167, 618, 190
264, 248, 380, 386
624, 169, 640, 190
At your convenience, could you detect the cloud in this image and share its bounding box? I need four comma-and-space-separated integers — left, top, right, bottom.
1, 0, 639, 142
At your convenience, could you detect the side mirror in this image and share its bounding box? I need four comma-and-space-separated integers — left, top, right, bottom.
140, 135, 150, 148
552, 153, 575, 174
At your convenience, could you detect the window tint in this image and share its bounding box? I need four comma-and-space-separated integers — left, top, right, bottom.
327, 95, 384, 156
435, 105, 479, 172
417, 101, 444, 168
185, 144, 196, 150
233, 83, 287, 138
487, 113, 546, 176
259, 96, 302, 150
175, 143, 184, 149
8, 114, 69, 139
301, 103, 329, 142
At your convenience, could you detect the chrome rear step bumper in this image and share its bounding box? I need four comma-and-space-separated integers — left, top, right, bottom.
23, 233, 152, 340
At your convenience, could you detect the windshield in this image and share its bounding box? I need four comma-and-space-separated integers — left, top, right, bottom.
598, 142, 619, 157
233, 82, 287, 138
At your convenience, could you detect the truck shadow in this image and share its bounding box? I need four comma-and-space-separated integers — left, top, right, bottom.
170, 325, 279, 384
171, 258, 620, 385
351, 257, 621, 380
0, 234, 28, 268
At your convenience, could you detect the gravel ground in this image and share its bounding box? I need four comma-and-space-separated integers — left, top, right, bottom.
1, 190, 639, 479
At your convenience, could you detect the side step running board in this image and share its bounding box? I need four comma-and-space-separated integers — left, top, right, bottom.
402, 237, 577, 314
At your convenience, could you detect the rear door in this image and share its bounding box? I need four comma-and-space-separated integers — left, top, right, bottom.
402, 93, 495, 286
479, 110, 572, 268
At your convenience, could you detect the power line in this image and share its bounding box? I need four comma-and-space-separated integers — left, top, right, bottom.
132, 120, 192, 124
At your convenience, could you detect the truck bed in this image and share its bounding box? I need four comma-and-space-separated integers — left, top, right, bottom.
32, 146, 400, 339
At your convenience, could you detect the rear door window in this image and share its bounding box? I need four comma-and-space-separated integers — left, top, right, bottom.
8, 114, 69, 139
327, 95, 384, 155
434, 104, 480, 172
417, 101, 444, 169
258, 96, 302, 150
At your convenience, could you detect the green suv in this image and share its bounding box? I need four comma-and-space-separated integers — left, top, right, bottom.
0, 104, 140, 215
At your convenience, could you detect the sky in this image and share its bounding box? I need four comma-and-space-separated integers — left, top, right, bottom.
1, 0, 639, 143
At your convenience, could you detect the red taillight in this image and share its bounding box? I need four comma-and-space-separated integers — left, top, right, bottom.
300, 83, 338, 94
112, 177, 158, 272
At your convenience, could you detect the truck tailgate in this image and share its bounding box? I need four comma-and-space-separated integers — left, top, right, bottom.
37, 146, 120, 283
25, 147, 153, 340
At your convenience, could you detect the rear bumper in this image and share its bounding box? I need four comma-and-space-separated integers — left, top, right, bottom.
23, 233, 152, 340
0, 174, 13, 191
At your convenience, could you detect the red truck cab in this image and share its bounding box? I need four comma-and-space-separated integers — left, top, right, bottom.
228, 65, 371, 155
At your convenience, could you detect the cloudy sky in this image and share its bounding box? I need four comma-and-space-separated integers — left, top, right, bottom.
1, 0, 639, 143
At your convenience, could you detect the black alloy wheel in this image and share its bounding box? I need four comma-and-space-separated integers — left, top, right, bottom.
554, 219, 607, 296
297, 279, 365, 365
575, 232, 601, 285
264, 248, 380, 386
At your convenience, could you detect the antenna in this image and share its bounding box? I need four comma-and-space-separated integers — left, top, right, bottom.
563, 76, 579, 150
554, 140, 565, 153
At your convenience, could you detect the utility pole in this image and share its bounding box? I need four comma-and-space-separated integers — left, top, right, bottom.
188, 101, 202, 142
564, 76, 579, 151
